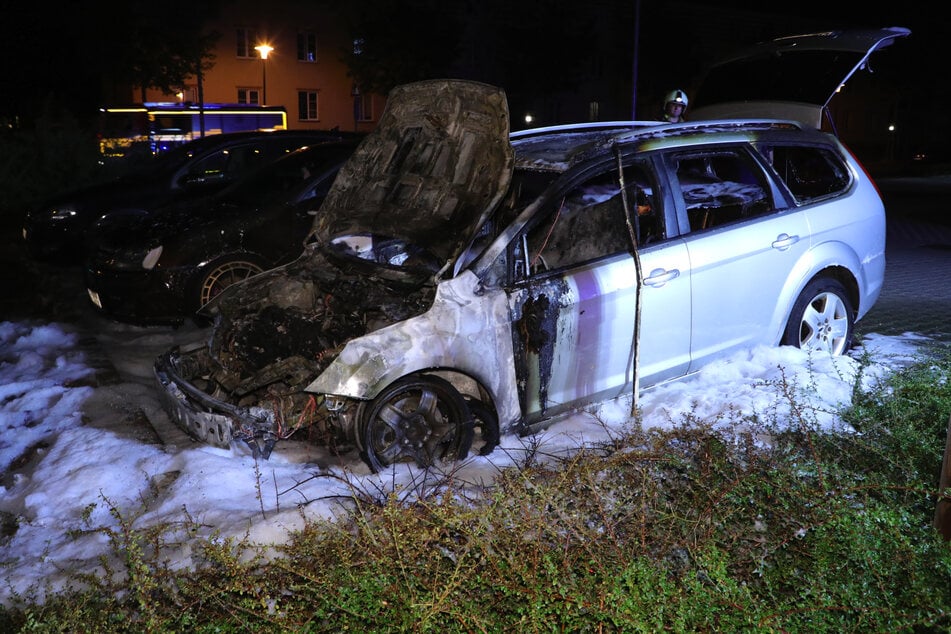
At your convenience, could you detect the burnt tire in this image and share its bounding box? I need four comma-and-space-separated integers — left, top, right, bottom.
359, 375, 474, 472
782, 277, 854, 356
193, 254, 266, 311
465, 396, 500, 456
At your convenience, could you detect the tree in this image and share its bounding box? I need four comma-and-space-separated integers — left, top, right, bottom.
98, 0, 222, 103
327, 0, 467, 96
0, 1, 222, 125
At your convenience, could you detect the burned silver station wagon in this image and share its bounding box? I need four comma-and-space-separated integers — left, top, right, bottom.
155, 28, 907, 471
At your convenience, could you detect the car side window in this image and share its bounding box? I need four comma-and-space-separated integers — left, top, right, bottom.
523, 163, 660, 273
672, 148, 773, 232
760, 145, 851, 204
179, 143, 267, 186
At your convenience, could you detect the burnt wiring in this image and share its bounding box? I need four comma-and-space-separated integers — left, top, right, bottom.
530, 197, 566, 271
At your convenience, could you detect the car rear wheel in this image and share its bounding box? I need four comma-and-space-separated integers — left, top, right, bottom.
782, 278, 854, 355
359, 375, 474, 472
195, 255, 266, 310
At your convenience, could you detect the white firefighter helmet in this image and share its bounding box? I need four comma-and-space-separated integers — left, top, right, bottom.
665, 89, 688, 108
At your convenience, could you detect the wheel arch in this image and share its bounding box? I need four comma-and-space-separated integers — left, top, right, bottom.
189, 250, 270, 312
775, 264, 859, 345
772, 239, 866, 345
305, 272, 524, 433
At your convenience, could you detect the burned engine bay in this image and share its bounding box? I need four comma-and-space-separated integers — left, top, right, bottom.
156, 79, 516, 469
157, 245, 437, 456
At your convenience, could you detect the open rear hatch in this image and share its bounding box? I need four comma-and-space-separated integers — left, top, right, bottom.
689, 27, 910, 129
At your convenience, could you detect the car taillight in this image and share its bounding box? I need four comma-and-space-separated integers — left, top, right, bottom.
842, 142, 883, 199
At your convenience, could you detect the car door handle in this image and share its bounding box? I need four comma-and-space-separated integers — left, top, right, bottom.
644, 268, 680, 287
771, 233, 800, 251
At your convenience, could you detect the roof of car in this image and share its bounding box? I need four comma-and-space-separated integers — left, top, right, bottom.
510, 119, 807, 172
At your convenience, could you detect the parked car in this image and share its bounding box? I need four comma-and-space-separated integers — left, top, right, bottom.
155, 27, 907, 472
22, 129, 356, 262
83, 139, 360, 325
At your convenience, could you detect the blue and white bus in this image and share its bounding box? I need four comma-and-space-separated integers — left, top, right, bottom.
99, 102, 288, 158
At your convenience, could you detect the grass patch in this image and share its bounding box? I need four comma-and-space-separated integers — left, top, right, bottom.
3, 352, 951, 632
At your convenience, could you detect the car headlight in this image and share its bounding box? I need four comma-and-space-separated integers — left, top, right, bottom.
142, 245, 163, 270
106, 245, 164, 271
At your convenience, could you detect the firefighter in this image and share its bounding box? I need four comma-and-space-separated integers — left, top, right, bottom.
663, 89, 689, 123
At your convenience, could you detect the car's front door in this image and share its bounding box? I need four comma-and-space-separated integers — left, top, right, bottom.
506, 159, 691, 425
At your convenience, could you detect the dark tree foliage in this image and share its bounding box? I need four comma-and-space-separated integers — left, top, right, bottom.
328, 0, 467, 96
473, 0, 597, 97
100, 0, 223, 103
325, 0, 597, 115
0, 1, 223, 126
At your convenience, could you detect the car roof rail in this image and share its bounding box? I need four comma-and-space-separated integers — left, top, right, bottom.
610, 118, 805, 143
510, 120, 664, 139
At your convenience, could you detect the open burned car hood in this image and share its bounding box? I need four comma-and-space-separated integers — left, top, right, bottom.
309, 79, 514, 272
203, 79, 514, 311
195, 80, 515, 388
689, 26, 910, 128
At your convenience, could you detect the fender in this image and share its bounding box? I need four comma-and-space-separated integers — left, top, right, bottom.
768, 238, 882, 345
304, 271, 523, 432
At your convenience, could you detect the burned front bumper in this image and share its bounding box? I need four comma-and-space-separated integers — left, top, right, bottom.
154, 346, 281, 456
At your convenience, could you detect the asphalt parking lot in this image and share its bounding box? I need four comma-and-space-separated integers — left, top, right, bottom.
856, 177, 951, 343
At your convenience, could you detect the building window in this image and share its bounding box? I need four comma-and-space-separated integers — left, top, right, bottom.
298, 91, 319, 121
355, 93, 374, 121
297, 31, 317, 62
237, 28, 258, 58
238, 88, 261, 105
589, 101, 600, 122
177, 86, 197, 103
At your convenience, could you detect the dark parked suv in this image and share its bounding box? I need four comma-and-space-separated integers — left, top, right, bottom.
84, 139, 360, 325
22, 129, 356, 262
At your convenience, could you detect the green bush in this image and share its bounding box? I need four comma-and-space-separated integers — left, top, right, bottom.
0, 101, 103, 225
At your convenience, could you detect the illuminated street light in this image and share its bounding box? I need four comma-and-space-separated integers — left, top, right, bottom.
254, 44, 273, 105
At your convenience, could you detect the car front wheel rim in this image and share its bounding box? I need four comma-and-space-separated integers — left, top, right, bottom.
199, 260, 264, 307
360, 375, 474, 472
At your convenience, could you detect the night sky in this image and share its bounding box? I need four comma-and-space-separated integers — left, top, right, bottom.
0, 1, 941, 127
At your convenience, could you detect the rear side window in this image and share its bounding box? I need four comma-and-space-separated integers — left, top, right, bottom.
760, 145, 850, 204
179, 143, 267, 186
671, 148, 773, 233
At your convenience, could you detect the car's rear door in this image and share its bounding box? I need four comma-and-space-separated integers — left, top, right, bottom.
662, 144, 811, 372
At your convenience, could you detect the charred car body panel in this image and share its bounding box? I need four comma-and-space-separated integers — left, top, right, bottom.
156, 29, 902, 471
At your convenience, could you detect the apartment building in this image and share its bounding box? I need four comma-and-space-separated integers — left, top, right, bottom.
135, 0, 379, 134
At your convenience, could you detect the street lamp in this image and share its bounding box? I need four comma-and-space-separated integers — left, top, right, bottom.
254, 44, 273, 105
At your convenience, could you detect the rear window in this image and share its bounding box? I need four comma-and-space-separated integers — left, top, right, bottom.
759, 145, 851, 204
